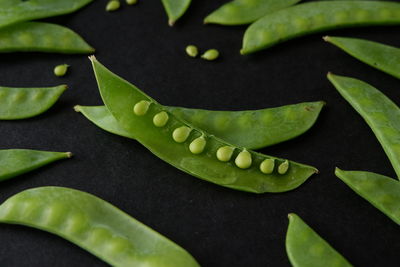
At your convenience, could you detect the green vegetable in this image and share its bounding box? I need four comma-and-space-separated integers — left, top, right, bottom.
204, 0, 302, 26
161, 0, 191, 26
126, 0, 138, 5
91, 57, 318, 193
0, 186, 200, 267
54, 64, 69, 77
0, 150, 71, 182
286, 213, 353, 267
185, 45, 198, 58
324, 36, 400, 80
242, 1, 400, 54
0, 84, 66, 120
201, 49, 219, 61
106, 0, 120, 12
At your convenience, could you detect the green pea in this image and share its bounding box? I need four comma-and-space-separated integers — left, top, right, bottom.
278, 160, 289, 174
235, 149, 252, 169
216, 146, 234, 162
260, 159, 275, 174
189, 136, 206, 154
173, 126, 191, 143
133, 100, 150, 116
201, 49, 219, 61
106, 0, 120, 11
153, 111, 169, 127
126, 0, 138, 5
185, 45, 198, 58
54, 64, 69, 77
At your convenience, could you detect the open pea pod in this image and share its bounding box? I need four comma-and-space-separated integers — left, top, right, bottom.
91, 57, 318, 193
161, 0, 191, 26
0, 0, 93, 29
0, 150, 71, 182
0, 186, 200, 267
286, 213, 353, 267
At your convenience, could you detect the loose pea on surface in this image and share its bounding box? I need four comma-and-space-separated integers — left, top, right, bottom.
216, 146, 234, 162
126, 0, 138, 5
133, 100, 151, 116
235, 149, 252, 169
153, 111, 169, 127
201, 49, 219, 61
54, 64, 69, 77
173, 126, 191, 143
260, 159, 275, 174
278, 160, 289, 174
189, 136, 206, 154
185, 45, 198, 58
106, 0, 120, 11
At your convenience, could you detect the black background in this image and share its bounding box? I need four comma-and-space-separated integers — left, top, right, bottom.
0, 1, 399, 266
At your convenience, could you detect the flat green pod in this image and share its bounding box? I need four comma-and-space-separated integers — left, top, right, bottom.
161, 0, 191, 26
0, 0, 93, 29
242, 1, 400, 54
0, 22, 94, 54
0, 150, 71, 182
335, 168, 400, 225
0, 84, 66, 120
286, 213, 353, 267
91, 57, 318, 193
0, 186, 200, 267
204, 0, 302, 26
328, 73, 400, 179
324, 36, 400, 80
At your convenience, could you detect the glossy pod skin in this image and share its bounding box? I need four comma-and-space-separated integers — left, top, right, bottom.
324, 36, 400, 80
204, 0, 302, 26
286, 213, 353, 267
241, 1, 400, 54
75, 101, 324, 150
92, 57, 318, 193
335, 168, 400, 225
0, 150, 71, 182
0, 187, 200, 267
161, 0, 191, 26
0, 84, 66, 120
0, 22, 94, 54
0, 0, 93, 29
328, 73, 400, 179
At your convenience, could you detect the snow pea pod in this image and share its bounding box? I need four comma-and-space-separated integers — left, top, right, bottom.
0, 186, 200, 267
0, 150, 71, 182
0, 22, 94, 54
0, 84, 66, 120
325, 36, 400, 80
161, 0, 191, 26
335, 168, 400, 225
92, 57, 318, 193
328, 73, 400, 179
241, 1, 400, 54
204, 0, 302, 26
286, 213, 353, 267
0, 0, 93, 29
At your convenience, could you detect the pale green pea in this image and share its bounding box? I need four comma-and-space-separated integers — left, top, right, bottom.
201, 49, 219, 61
126, 0, 138, 5
235, 149, 252, 169
153, 111, 169, 127
189, 136, 206, 154
54, 64, 69, 77
260, 159, 275, 174
133, 100, 150, 116
278, 160, 289, 174
106, 0, 120, 12
172, 126, 191, 143
185, 45, 198, 58
216, 146, 234, 162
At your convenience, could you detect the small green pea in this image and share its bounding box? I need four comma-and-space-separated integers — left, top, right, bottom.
133, 100, 150, 116
172, 126, 191, 143
106, 0, 120, 12
53, 64, 69, 77
153, 111, 169, 127
189, 136, 206, 154
278, 160, 289, 174
126, 0, 138, 5
235, 149, 252, 169
185, 45, 198, 58
201, 49, 219, 61
216, 146, 234, 162
260, 159, 275, 174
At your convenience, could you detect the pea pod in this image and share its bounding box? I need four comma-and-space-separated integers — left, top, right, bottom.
0, 22, 94, 54
0, 84, 66, 120
0, 186, 200, 267
328, 73, 400, 179
0, 150, 71, 182
324, 36, 400, 80
91, 57, 318, 193
241, 1, 400, 54
0, 0, 93, 29
286, 213, 353, 267
204, 0, 302, 26
75, 101, 324, 150
161, 0, 191, 26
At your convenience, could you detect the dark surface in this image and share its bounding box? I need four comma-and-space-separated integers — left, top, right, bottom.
0, 1, 399, 266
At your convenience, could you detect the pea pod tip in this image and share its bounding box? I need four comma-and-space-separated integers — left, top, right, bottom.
73, 105, 82, 112
322, 36, 331, 42
65, 152, 73, 158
